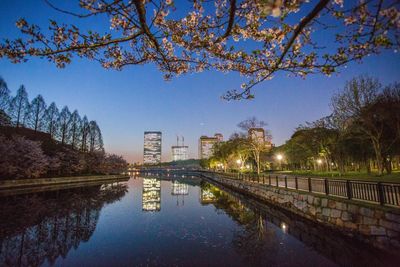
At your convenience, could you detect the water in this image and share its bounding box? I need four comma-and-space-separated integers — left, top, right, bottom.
0, 176, 397, 267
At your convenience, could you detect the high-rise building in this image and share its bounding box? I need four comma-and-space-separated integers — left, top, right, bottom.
172, 146, 189, 161
214, 133, 223, 142
143, 131, 162, 164
171, 136, 189, 161
248, 128, 265, 144
248, 128, 273, 150
199, 133, 222, 159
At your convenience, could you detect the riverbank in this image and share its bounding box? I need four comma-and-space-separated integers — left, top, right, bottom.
0, 175, 130, 196
197, 171, 400, 251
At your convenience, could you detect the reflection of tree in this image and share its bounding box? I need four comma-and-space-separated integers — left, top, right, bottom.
200, 182, 279, 265
0, 183, 128, 267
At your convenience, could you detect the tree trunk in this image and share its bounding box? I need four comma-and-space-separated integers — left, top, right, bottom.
371, 140, 384, 175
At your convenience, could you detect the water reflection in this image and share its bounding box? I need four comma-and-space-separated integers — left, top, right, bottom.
0, 182, 128, 267
142, 178, 161, 211
1, 176, 398, 267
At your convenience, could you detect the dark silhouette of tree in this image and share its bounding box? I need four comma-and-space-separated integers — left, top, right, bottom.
27, 94, 47, 132
79, 116, 90, 152
8, 85, 29, 128
0, 76, 10, 111
44, 102, 59, 139
57, 106, 71, 145
89, 120, 104, 153
69, 110, 81, 149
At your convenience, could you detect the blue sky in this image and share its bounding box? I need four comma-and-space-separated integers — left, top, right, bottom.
1, 1, 399, 163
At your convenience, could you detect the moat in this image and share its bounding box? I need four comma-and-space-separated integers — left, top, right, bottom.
0, 175, 398, 267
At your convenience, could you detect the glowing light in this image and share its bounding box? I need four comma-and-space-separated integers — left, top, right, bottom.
317, 159, 323, 165
280, 222, 288, 233
236, 159, 242, 165
276, 154, 283, 161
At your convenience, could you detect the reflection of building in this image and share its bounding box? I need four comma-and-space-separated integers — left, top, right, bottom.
142, 178, 161, 211
200, 188, 216, 205
171, 181, 189, 195
199, 133, 223, 159
144, 131, 162, 164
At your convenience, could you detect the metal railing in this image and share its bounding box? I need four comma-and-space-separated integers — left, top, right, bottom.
204, 171, 400, 207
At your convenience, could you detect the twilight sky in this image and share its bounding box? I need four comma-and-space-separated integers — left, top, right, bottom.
1, 0, 400, 163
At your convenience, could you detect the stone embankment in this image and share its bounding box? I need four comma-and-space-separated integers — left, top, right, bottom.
202, 173, 400, 250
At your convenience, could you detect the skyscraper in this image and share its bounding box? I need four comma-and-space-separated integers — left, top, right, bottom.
198, 133, 222, 159
143, 131, 162, 164
171, 136, 188, 161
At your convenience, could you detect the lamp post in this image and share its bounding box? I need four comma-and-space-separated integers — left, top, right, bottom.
276, 154, 283, 171
236, 159, 242, 171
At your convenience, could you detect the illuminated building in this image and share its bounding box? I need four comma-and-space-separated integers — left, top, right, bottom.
143, 131, 162, 164
248, 128, 273, 150
171, 136, 188, 161
198, 133, 223, 159
142, 178, 161, 211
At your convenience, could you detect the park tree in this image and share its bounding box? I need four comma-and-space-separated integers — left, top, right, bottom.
355, 83, 400, 174
238, 117, 271, 174
80, 116, 90, 151
44, 102, 59, 138
69, 110, 82, 149
0, 1, 398, 99
331, 75, 386, 174
57, 106, 71, 144
8, 85, 29, 128
27, 94, 47, 132
0, 76, 10, 111
88, 120, 104, 153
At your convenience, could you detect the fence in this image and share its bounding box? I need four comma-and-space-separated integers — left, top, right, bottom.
205, 171, 400, 207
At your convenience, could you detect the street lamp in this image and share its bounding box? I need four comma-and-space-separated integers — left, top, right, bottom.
276, 154, 283, 171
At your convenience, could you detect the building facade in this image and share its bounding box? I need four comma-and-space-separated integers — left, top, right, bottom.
143, 131, 162, 164
248, 128, 273, 150
171, 145, 189, 161
199, 133, 223, 159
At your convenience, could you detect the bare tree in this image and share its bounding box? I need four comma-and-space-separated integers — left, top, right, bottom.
89, 120, 104, 153
8, 85, 29, 128
69, 110, 81, 149
44, 102, 59, 138
331, 75, 385, 174
80, 115, 90, 152
0, 76, 10, 111
57, 106, 71, 144
0, 1, 398, 100
27, 94, 47, 132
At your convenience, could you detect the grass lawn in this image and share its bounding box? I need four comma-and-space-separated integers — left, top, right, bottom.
274, 170, 400, 183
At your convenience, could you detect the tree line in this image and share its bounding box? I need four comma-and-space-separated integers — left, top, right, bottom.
0, 76, 127, 179
202, 76, 400, 177
275, 75, 400, 176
